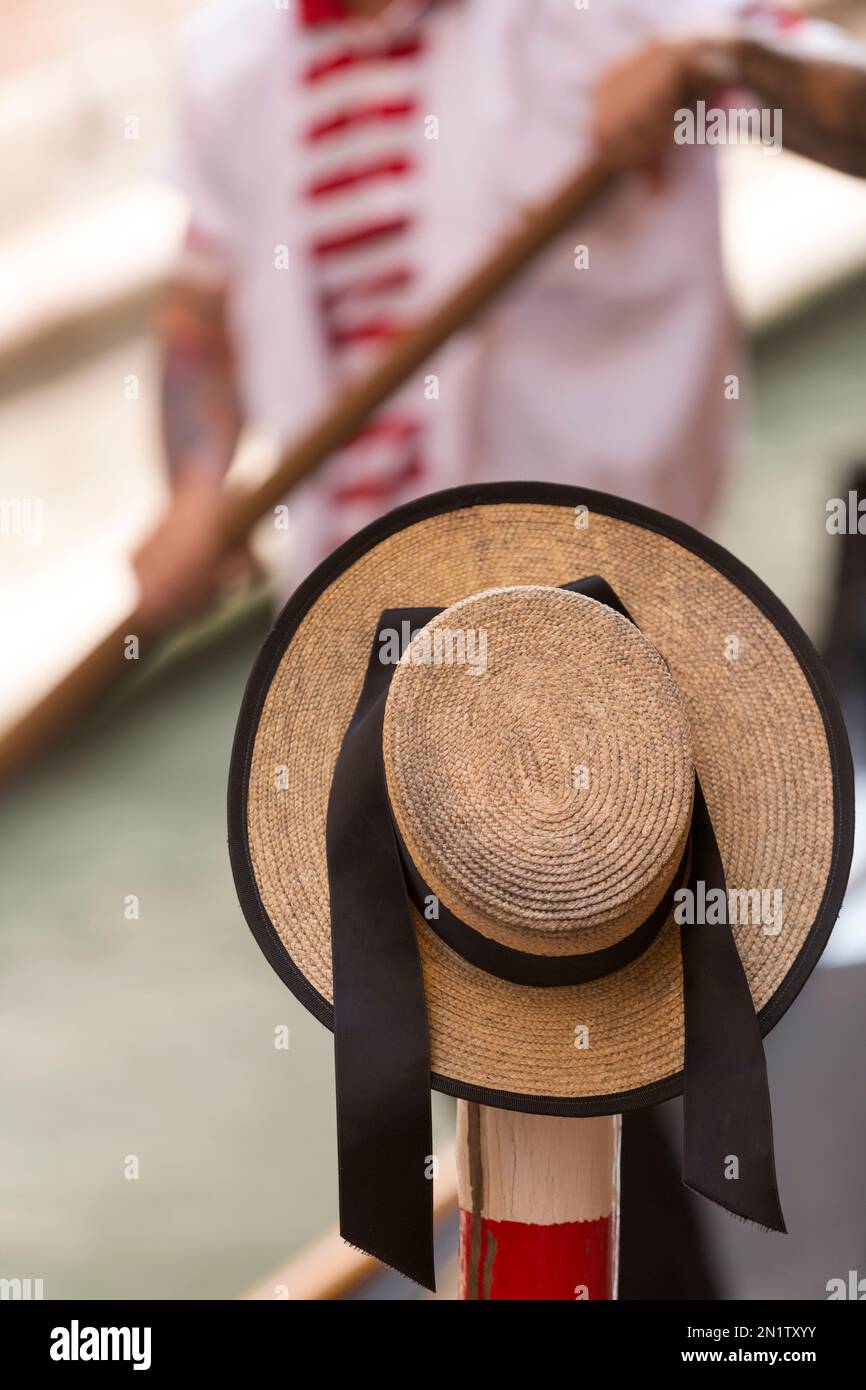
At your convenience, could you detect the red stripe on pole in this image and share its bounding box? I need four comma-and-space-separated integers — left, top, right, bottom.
458, 1210, 614, 1301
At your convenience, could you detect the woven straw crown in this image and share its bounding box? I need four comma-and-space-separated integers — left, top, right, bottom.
384, 585, 693, 956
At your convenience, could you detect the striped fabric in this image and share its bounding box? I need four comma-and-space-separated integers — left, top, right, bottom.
294, 1, 442, 543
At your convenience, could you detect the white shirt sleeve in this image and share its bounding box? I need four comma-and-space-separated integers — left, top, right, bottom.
703, 0, 866, 64
164, 12, 238, 285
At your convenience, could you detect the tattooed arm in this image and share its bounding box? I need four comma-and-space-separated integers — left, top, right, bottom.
725, 37, 866, 178
593, 26, 866, 181
158, 279, 242, 482
132, 279, 245, 630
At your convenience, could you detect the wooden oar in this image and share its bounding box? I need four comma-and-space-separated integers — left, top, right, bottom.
0, 157, 615, 782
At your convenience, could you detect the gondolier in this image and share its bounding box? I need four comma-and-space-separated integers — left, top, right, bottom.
133, 0, 866, 626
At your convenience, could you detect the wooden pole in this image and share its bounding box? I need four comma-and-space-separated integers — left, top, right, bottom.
0, 158, 615, 783
457, 1102, 620, 1301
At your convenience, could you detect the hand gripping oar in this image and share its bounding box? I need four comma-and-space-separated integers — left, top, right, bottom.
0, 157, 616, 781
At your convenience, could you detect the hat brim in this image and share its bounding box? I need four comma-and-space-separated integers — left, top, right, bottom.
228, 483, 853, 1117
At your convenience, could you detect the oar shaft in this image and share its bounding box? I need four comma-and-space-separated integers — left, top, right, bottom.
218, 159, 614, 549
0, 618, 141, 779
0, 158, 615, 780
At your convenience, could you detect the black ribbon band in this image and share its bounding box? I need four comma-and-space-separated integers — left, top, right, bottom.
326, 577, 785, 1291
394, 817, 690, 987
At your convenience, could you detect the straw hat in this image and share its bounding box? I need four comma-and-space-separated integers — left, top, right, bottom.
229, 482, 853, 1289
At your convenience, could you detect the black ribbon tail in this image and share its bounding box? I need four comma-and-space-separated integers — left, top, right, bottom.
567, 576, 786, 1234
681, 782, 786, 1233
326, 609, 441, 1291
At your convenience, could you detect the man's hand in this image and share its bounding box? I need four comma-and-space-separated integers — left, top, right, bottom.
132, 469, 229, 631
592, 39, 700, 184
134, 271, 247, 631
593, 26, 866, 184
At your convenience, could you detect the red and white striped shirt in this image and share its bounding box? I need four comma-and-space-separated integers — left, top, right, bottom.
170, 0, 864, 596
294, 0, 448, 552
